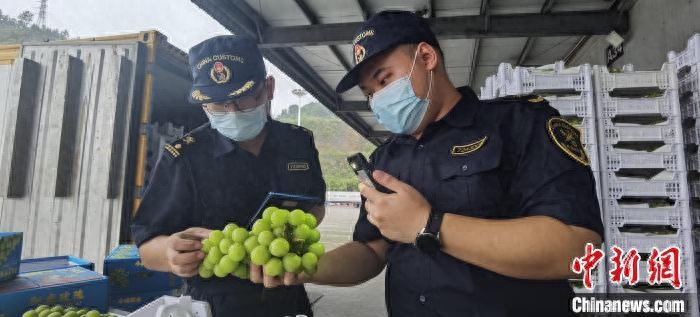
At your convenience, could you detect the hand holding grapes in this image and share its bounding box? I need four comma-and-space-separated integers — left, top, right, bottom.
166, 227, 211, 277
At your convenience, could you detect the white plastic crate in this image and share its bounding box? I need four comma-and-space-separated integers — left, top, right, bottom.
669, 34, 700, 74
544, 92, 595, 117
689, 181, 700, 199
603, 199, 690, 229
600, 144, 685, 172
480, 75, 499, 100
693, 207, 700, 225
683, 125, 700, 145
570, 117, 598, 145
678, 68, 699, 96
597, 89, 680, 118
680, 91, 700, 119
599, 118, 684, 145
594, 63, 678, 92
606, 227, 688, 254
602, 171, 689, 200
506, 62, 593, 95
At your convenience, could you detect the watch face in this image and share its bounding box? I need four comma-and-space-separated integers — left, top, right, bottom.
416, 233, 440, 254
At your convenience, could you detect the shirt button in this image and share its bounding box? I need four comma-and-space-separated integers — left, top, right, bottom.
419, 295, 426, 304
418, 144, 424, 150
461, 164, 468, 172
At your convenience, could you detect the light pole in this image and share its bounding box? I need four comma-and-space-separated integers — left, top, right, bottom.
291, 88, 307, 126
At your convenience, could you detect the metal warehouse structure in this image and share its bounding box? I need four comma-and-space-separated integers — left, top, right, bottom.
191, 0, 631, 145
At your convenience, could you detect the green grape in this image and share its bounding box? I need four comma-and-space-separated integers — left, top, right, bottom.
213, 265, 228, 278
244, 235, 259, 253
231, 228, 249, 243
209, 230, 225, 244
273, 227, 286, 238
269, 238, 290, 257
233, 263, 249, 279
307, 229, 321, 243
227, 243, 246, 262
305, 213, 318, 228
86, 311, 100, 317
208, 246, 223, 263
199, 265, 214, 278
46, 313, 61, 317
282, 253, 302, 273
218, 256, 238, 274
250, 245, 271, 266
262, 207, 277, 222
252, 219, 272, 235
22, 310, 37, 317
38, 311, 51, 317
271, 209, 290, 228
293, 224, 311, 240
302, 252, 318, 271
63, 312, 78, 317
222, 223, 238, 237
264, 258, 284, 277
50, 306, 63, 313
35, 306, 49, 313
257, 231, 275, 246
200, 239, 212, 252
308, 243, 325, 257
219, 238, 233, 254
202, 257, 215, 270
288, 209, 306, 226
76, 309, 88, 315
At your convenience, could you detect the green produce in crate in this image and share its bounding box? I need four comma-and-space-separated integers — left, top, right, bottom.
21, 306, 111, 317
198, 208, 324, 279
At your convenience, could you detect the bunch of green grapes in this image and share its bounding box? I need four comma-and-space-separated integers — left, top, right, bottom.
22, 305, 112, 317
198, 207, 325, 279
0, 234, 21, 264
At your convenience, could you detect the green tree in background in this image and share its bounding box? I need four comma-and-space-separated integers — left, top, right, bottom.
0, 9, 70, 44
276, 102, 377, 191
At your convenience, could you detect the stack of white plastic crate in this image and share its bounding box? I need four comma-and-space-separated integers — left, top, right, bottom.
593, 61, 699, 315
479, 61, 606, 293
670, 34, 700, 315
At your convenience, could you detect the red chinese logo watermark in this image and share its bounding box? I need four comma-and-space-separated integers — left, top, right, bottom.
571, 243, 682, 289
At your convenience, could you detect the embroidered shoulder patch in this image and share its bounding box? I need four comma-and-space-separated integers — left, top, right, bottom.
451, 136, 488, 156
547, 117, 589, 166
164, 134, 196, 159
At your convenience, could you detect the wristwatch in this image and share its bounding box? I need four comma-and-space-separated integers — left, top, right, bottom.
415, 210, 444, 254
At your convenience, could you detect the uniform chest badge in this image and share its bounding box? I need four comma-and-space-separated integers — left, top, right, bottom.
288, 161, 310, 171
210, 61, 231, 84
451, 136, 488, 156
547, 117, 589, 166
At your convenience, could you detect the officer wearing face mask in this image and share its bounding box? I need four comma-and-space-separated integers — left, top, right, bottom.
255, 11, 604, 317
131, 35, 325, 317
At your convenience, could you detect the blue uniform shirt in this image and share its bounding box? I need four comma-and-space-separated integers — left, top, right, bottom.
353, 87, 604, 317
131, 120, 325, 316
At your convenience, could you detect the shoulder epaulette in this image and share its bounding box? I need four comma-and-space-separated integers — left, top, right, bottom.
482, 95, 548, 105
288, 123, 314, 139
164, 134, 196, 159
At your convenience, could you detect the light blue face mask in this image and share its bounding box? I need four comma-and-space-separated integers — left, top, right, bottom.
369, 48, 433, 135
205, 102, 268, 142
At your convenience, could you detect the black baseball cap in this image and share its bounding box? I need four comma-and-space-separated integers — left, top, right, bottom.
187, 35, 266, 104
335, 10, 440, 93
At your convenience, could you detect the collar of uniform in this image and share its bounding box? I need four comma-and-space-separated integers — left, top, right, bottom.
392, 86, 480, 145
211, 120, 275, 158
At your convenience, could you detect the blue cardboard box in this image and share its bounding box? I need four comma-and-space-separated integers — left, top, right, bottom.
0, 266, 108, 317
20, 256, 94, 274
110, 289, 180, 312
104, 245, 182, 295
0, 232, 22, 283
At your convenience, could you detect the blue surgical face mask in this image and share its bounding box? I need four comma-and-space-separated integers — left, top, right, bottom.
206, 102, 268, 141
369, 47, 433, 135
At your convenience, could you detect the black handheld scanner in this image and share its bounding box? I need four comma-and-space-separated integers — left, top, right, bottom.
347, 153, 393, 194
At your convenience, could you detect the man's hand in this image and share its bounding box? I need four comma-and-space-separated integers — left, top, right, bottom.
249, 263, 310, 288
166, 227, 211, 277
360, 170, 431, 243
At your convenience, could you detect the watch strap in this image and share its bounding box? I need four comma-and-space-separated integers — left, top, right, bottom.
426, 210, 444, 235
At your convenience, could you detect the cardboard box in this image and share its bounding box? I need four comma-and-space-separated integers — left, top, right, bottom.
0, 232, 22, 283
104, 245, 182, 295
20, 256, 94, 274
109, 289, 180, 312
0, 266, 108, 317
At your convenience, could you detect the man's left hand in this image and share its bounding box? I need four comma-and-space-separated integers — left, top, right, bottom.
359, 170, 431, 243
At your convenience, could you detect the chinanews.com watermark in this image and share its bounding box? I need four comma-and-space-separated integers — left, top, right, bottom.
569, 243, 693, 315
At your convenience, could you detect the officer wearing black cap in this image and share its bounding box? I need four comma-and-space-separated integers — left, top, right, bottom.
131, 35, 325, 317
265, 11, 604, 316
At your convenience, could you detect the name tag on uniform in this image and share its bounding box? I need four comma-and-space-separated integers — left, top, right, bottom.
451, 136, 488, 156
287, 161, 310, 171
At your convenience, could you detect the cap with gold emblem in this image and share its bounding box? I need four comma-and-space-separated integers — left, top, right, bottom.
335, 10, 440, 93
187, 35, 266, 104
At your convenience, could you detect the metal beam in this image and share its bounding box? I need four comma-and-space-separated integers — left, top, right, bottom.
292, 0, 351, 71
337, 100, 370, 112
468, 0, 489, 87
356, 0, 370, 20
257, 10, 629, 48
515, 0, 556, 66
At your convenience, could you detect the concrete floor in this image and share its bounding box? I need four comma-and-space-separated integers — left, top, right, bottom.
306, 205, 388, 317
